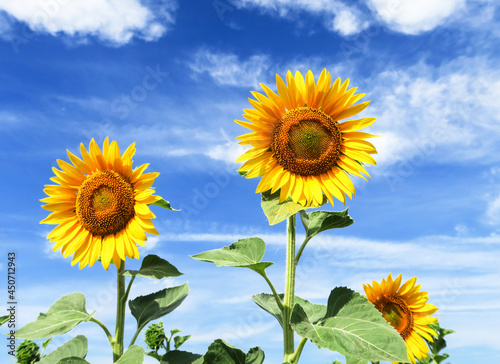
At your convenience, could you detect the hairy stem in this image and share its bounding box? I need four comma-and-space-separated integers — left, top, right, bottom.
113, 261, 126, 362
283, 214, 296, 362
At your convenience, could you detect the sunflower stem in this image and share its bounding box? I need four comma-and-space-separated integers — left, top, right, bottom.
294, 236, 312, 267
90, 317, 114, 347
289, 337, 307, 364
113, 260, 126, 362
283, 214, 296, 363
259, 270, 284, 312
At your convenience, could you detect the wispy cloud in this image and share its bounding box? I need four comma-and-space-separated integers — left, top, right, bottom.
0, 0, 177, 45
369, 56, 500, 172
189, 49, 272, 88
231, 0, 369, 36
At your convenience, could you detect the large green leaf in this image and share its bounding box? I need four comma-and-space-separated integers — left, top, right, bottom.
345, 357, 369, 364
115, 345, 146, 364
57, 358, 90, 364
151, 199, 179, 211
298, 209, 354, 240
160, 350, 203, 364
191, 238, 273, 274
202, 339, 264, 364
16, 293, 92, 339
260, 190, 306, 226
251, 293, 326, 328
39, 335, 87, 364
129, 283, 189, 333
123, 255, 183, 280
290, 287, 408, 362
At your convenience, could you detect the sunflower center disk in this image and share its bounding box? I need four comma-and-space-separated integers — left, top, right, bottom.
271, 107, 341, 176
375, 296, 414, 339
76, 171, 135, 236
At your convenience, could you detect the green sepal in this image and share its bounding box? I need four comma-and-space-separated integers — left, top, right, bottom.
238, 170, 248, 177
16, 293, 92, 339
298, 208, 354, 240
202, 339, 264, 364
129, 283, 189, 334
38, 335, 87, 364
290, 287, 408, 362
252, 293, 326, 328
151, 199, 179, 211
160, 350, 203, 364
418, 322, 454, 364
123, 255, 183, 280
260, 190, 307, 226
191, 237, 273, 275
174, 335, 191, 350
115, 345, 146, 364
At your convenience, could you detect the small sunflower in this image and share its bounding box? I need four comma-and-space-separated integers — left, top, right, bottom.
235, 69, 377, 207
41, 137, 161, 270
363, 274, 438, 364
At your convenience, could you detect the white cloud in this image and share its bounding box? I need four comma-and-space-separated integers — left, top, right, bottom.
232, 0, 369, 36
330, 8, 369, 36
0, 0, 177, 45
189, 49, 272, 88
369, 57, 500, 174
365, 0, 466, 34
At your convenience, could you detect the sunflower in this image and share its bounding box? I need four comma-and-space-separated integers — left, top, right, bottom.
363, 274, 438, 364
41, 137, 162, 270
235, 69, 377, 207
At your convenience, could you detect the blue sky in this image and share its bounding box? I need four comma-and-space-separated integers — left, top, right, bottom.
1, 0, 500, 363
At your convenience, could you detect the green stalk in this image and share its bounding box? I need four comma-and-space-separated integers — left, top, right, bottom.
113, 260, 126, 362
283, 214, 296, 363
289, 337, 307, 364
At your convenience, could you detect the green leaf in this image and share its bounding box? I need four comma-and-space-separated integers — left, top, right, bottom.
170, 328, 182, 336
147, 352, 162, 361
252, 293, 326, 328
115, 345, 146, 364
174, 335, 191, 350
260, 190, 306, 226
160, 350, 203, 364
129, 283, 189, 333
151, 199, 179, 211
16, 293, 92, 339
57, 357, 90, 364
123, 255, 183, 280
39, 335, 87, 364
203, 339, 246, 363
345, 357, 369, 364
299, 209, 354, 240
191, 237, 273, 275
290, 287, 408, 362
245, 347, 265, 364
0, 314, 9, 326
42, 337, 53, 351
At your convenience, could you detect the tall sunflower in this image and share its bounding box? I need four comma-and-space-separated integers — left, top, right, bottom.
236, 69, 377, 207
363, 274, 438, 364
41, 137, 161, 270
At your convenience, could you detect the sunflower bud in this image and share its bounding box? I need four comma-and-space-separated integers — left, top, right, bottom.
15, 340, 41, 364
